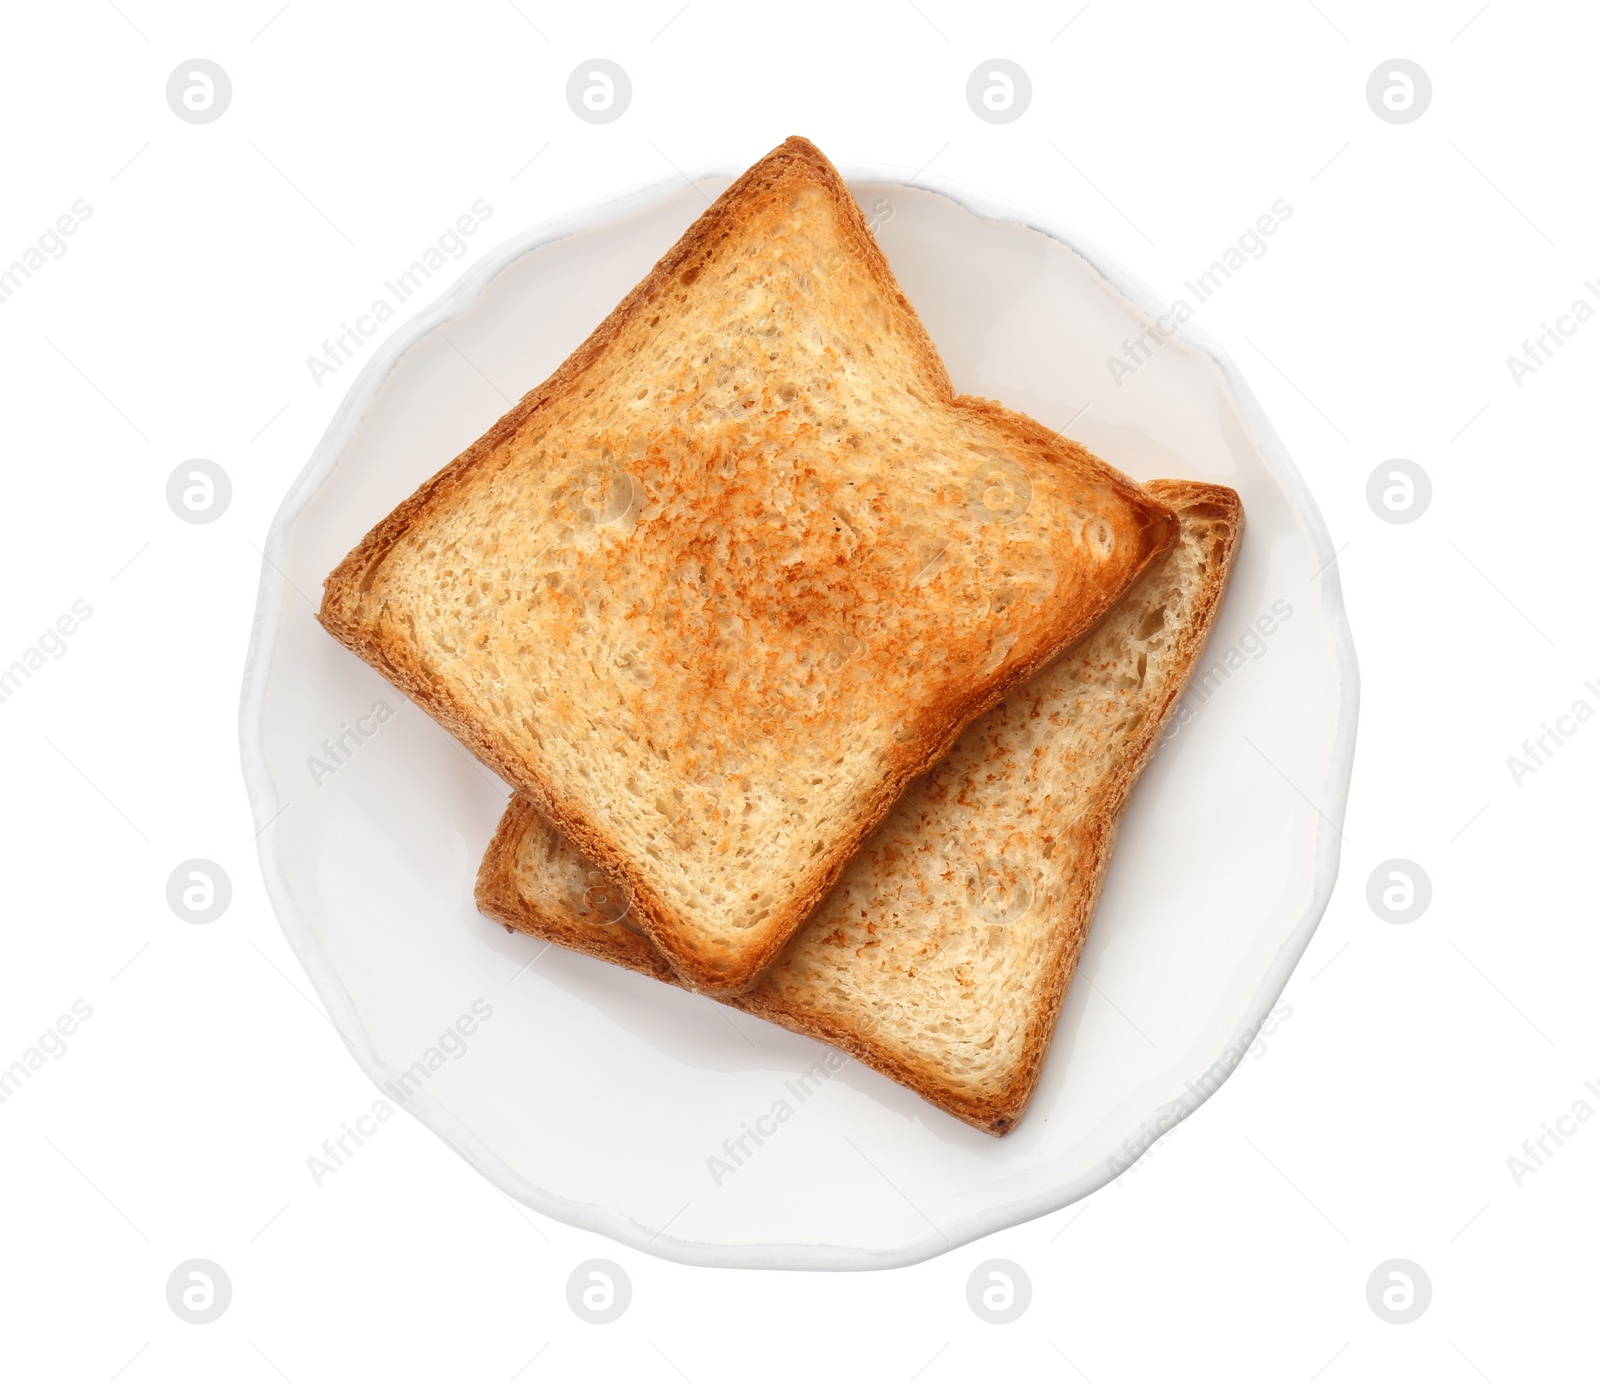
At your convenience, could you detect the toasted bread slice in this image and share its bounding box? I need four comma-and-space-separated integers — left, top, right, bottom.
478, 482, 1243, 1132
477, 482, 1242, 1131
322, 135, 1176, 995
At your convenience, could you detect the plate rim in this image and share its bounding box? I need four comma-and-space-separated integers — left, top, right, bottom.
238, 157, 1360, 1272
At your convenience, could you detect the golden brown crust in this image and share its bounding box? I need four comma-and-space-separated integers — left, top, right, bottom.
962, 480, 1244, 1131
476, 482, 1244, 1133
476, 801, 682, 984
326, 136, 1177, 996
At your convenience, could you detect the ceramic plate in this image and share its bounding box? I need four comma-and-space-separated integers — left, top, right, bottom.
240, 164, 1357, 1270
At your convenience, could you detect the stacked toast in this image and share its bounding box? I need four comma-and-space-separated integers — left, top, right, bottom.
319, 137, 1242, 1135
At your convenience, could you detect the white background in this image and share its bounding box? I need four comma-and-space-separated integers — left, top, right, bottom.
1, 1, 1595, 1380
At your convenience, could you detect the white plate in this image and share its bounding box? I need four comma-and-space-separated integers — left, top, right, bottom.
241, 164, 1358, 1271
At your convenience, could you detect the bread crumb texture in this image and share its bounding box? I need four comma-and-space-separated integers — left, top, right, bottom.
485, 484, 1242, 1131
331, 137, 1171, 990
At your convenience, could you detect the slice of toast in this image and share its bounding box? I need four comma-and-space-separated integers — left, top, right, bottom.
477, 482, 1243, 1133
321, 135, 1176, 996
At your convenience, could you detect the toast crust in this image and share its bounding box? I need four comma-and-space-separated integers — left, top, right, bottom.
324, 136, 1177, 995
477, 482, 1244, 1133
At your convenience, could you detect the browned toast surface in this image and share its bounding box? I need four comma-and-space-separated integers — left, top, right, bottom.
478, 482, 1244, 1132
323, 137, 1176, 995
